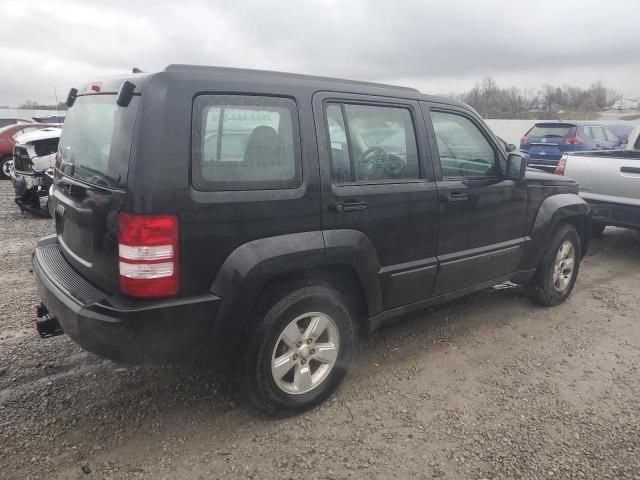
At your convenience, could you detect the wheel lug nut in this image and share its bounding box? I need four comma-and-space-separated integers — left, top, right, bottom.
293, 354, 298, 360
301, 359, 307, 365
310, 349, 315, 355
296, 341, 302, 348
307, 338, 312, 345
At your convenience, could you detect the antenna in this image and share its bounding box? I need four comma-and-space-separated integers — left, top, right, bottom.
53, 87, 61, 125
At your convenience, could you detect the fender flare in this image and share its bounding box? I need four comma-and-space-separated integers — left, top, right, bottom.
200, 229, 383, 367
522, 193, 591, 270
209, 229, 384, 319
322, 229, 383, 316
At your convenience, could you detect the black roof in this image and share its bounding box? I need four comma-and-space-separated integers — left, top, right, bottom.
79, 64, 470, 110
165, 64, 420, 93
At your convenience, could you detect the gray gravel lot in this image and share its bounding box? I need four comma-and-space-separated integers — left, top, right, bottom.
1, 180, 640, 480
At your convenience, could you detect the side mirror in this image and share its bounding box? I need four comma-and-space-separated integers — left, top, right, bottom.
506, 143, 517, 153
506, 153, 527, 181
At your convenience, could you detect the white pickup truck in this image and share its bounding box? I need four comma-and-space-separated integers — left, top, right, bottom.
556, 126, 640, 234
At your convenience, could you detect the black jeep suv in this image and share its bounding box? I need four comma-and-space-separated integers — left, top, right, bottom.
33, 65, 590, 414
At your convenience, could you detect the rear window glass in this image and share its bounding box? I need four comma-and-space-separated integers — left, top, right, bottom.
527, 124, 576, 138
192, 95, 301, 191
58, 95, 138, 188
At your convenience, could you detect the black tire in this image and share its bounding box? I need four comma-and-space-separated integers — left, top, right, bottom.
241, 284, 356, 416
529, 224, 581, 306
591, 222, 606, 237
0, 156, 12, 180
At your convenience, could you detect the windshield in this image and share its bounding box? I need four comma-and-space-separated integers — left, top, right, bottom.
58, 94, 139, 188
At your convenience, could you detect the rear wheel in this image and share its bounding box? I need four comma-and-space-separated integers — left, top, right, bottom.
530, 224, 581, 306
0, 156, 12, 180
241, 284, 356, 415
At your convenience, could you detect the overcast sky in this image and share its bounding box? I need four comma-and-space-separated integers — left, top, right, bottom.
2, 0, 639, 106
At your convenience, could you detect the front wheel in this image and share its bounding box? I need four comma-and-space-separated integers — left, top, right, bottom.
241, 284, 356, 415
0, 157, 12, 180
530, 224, 581, 306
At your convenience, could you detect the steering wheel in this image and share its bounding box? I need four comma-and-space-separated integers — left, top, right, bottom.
359, 147, 389, 180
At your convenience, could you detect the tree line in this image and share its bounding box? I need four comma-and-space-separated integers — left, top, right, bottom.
451, 78, 623, 119
16, 101, 68, 111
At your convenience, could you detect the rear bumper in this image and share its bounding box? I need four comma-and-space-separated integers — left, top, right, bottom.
32, 235, 221, 364
585, 199, 640, 230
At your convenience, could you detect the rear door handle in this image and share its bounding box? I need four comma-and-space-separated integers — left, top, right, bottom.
330, 200, 368, 213
620, 166, 640, 176
446, 192, 469, 204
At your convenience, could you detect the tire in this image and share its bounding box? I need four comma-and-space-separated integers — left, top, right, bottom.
241, 284, 356, 415
591, 222, 606, 237
530, 224, 581, 306
0, 156, 12, 180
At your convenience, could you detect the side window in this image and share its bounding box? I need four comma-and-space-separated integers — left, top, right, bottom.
604, 128, 619, 143
326, 102, 420, 183
430, 111, 498, 179
192, 95, 300, 191
591, 127, 606, 142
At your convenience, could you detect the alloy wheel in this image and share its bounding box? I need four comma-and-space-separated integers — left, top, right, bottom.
270, 312, 339, 395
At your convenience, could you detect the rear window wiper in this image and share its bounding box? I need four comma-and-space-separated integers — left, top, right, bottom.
73, 164, 116, 187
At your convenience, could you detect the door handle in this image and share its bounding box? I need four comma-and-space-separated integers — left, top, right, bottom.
620, 166, 640, 175
446, 192, 469, 204
330, 200, 368, 213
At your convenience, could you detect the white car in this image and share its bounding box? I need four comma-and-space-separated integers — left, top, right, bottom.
10, 127, 61, 217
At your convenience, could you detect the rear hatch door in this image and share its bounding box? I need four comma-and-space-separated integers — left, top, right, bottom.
522, 123, 576, 161
52, 93, 139, 294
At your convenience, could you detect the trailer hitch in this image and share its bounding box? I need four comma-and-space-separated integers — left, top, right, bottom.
36, 303, 63, 338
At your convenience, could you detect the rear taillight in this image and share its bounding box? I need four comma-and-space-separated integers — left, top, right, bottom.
555, 156, 567, 176
563, 136, 584, 145
520, 135, 529, 143
117, 213, 179, 298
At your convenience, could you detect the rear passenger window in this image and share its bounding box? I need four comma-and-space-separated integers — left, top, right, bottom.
590, 127, 606, 142
604, 128, 619, 143
430, 111, 498, 179
192, 95, 301, 191
326, 103, 420, 183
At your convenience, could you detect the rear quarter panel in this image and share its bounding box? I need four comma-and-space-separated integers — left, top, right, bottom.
130, 72, 322, 296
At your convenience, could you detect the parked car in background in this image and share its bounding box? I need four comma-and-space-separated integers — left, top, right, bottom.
555, 127, 640, 234
32, 115, 65, 126
0, 118, 33, 128
10, 127, 61, 216
33, 66, 590, 415
0, 123, 49, 179
607, 123, 635, 146
520, 121, 624, 171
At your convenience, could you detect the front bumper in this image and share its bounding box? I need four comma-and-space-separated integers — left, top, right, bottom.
32, 234, 221, 364
10, 168, 49, 195
11, 169, 53, 217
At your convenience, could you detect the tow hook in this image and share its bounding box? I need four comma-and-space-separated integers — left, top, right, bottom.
36, 303, 63, 338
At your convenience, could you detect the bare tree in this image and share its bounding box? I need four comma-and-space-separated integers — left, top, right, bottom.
580, 96, 598, 120
480, 77, 498, 117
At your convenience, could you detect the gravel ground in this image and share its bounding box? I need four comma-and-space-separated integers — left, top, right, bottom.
1, 180, 640, 480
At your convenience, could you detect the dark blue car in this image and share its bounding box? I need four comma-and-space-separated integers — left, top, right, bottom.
520, 121, 623, 171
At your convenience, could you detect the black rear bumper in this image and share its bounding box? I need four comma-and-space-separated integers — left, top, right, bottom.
32, 235, 221, 364
587, 199, 640, 230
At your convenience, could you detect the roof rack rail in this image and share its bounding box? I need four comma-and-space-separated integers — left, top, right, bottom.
163, 64, 420, 93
